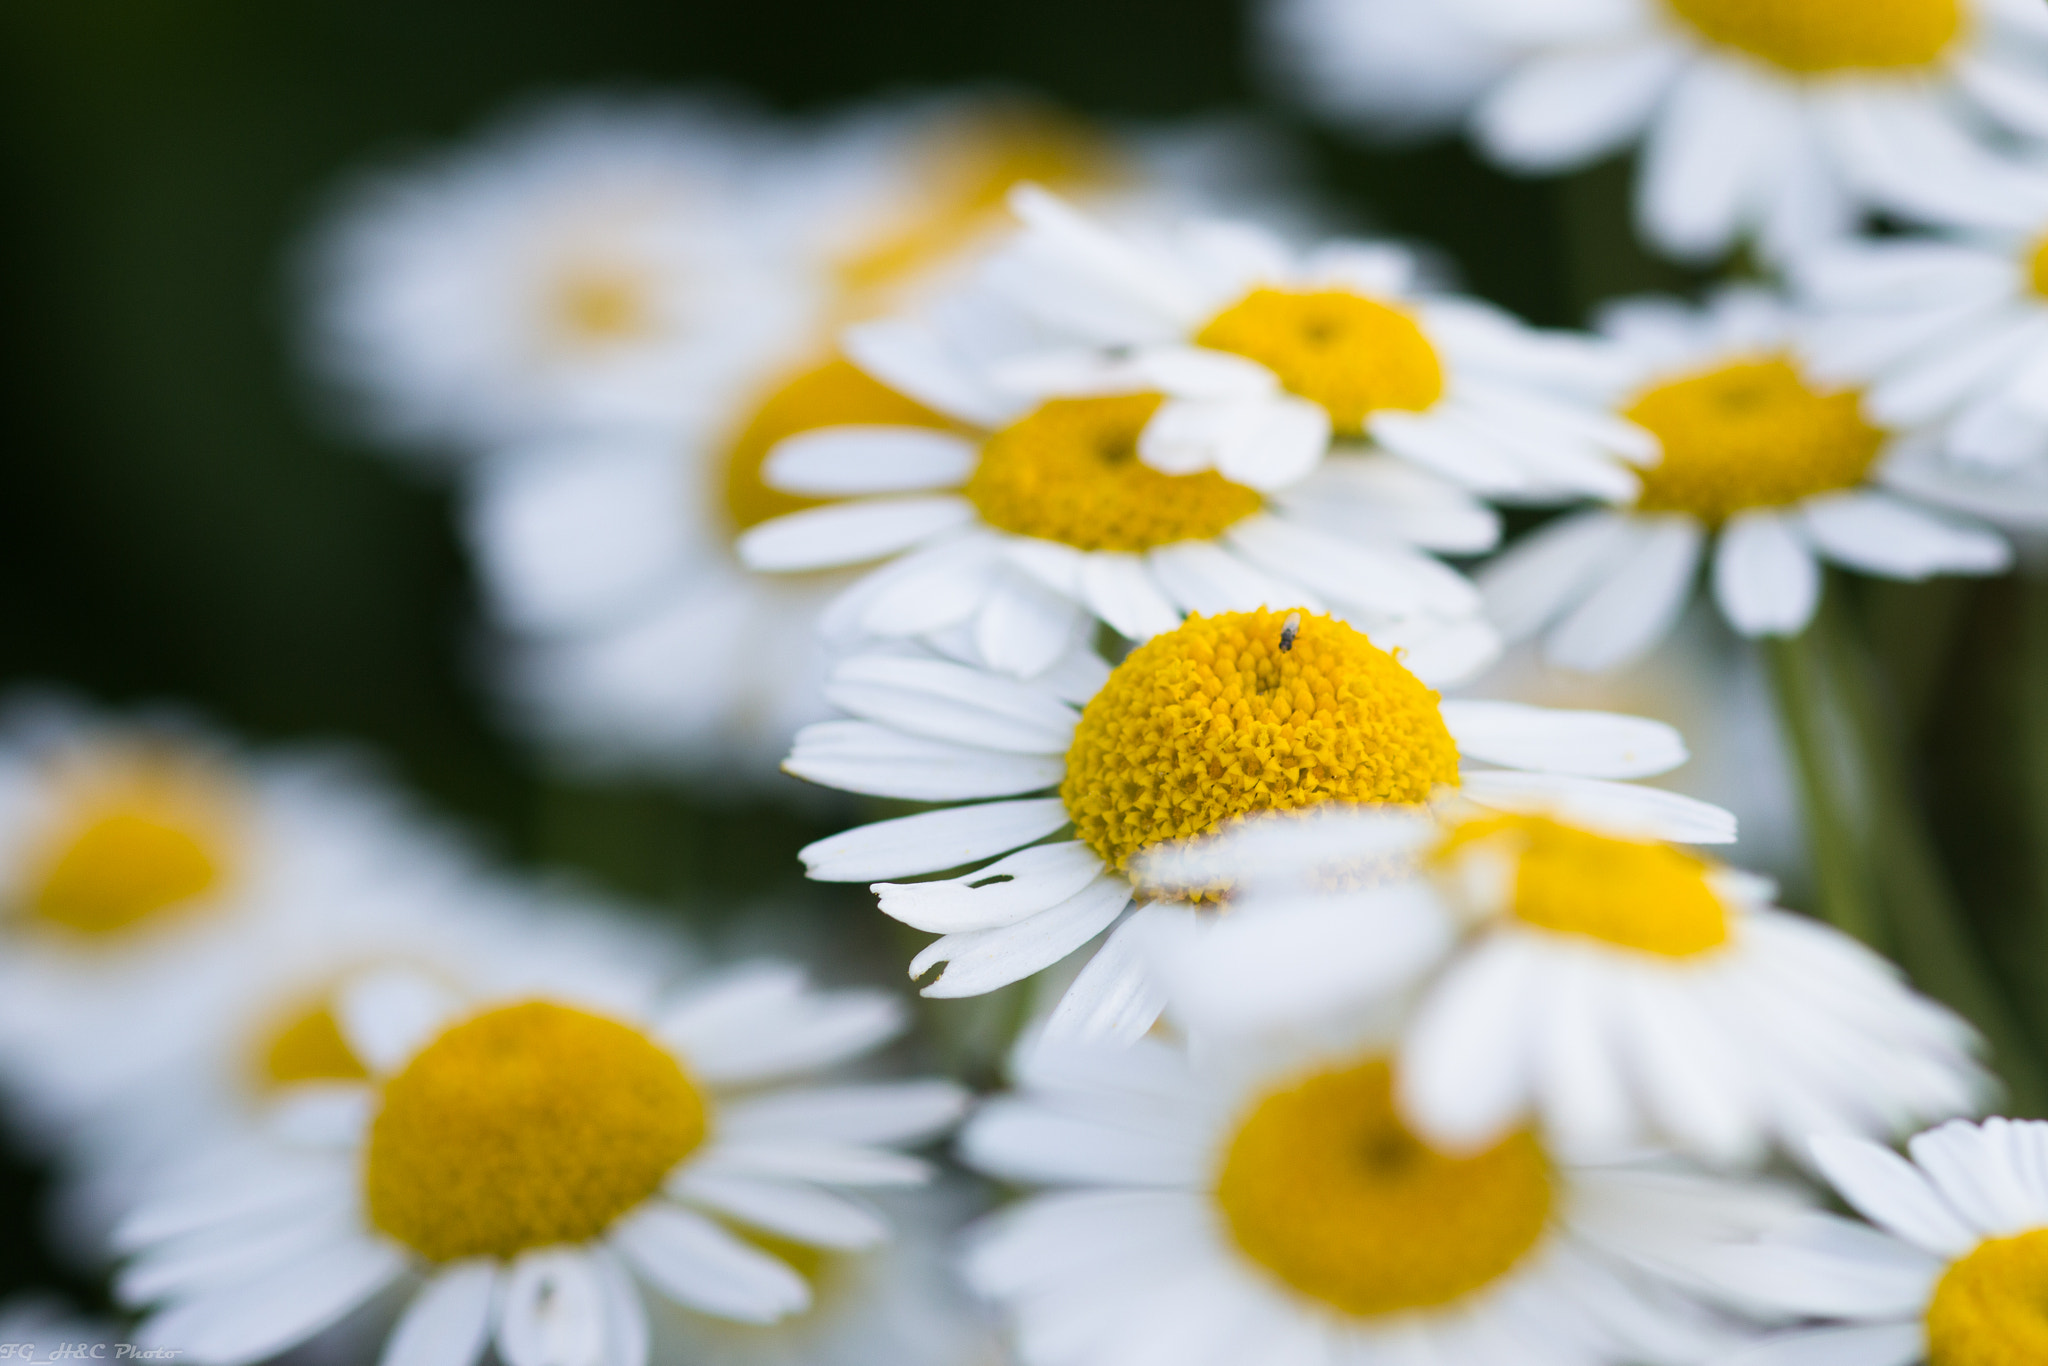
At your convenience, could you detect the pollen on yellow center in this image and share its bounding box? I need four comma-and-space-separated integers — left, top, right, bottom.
1444, 815, 1731, 958
1925, 1228, 2048, 1366
1663, 0, 1962, 74
257, 998, 368, 1090
1217, 1058, 1554, 1318
21, 755, 235, 939
1195, 288, 1445, 435
553, 266, 651, 344
364, 1001, 707, 1263
1061, 609, 1461, 875
1626, 356, 1885, 524
966, 394, 1264, 553
720, 354, 961, 535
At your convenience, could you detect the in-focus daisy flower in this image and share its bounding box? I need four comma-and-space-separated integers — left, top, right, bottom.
1480, 289, 2011, 673
1799, 196, 2048, 473
436, 100, 1280, 780
787, 607, 1731, 1041
1268, 0, 2048, 262
1702, 1117, 2048, 1365
735, 186, 1631, 685
1136, 804, 1986, 1168
115, 960, 966, 1366
960, 1029, 1798, 1366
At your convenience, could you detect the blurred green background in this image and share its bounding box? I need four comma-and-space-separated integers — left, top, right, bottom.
3, 0, 2034, 1312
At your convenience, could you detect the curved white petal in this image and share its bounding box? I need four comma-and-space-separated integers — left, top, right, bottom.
1441, 699, 1688, 779
1712, 509, 1820, 637
762, 426, 978, 496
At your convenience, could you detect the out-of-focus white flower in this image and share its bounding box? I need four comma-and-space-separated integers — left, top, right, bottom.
1269, 0, 2048, 262
1480, 289, 2010, 672
114, 960, 965, 1366
1699, 1118, 2048, 1364
785, 608, 1728, 1043
959, 1027, 1801, 1366
1799, 197, 2048, 474
1136, 803, 1986, 1169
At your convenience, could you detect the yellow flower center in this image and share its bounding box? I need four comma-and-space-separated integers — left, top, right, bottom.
1626, 356, 1885, 524
835, 107, 1118, 304
1217, 1058, 1554, 1317
965, 394, 1264, 553
20, 756, 235, 939
1444, 815, 1730, 957
256, 997, 368, 1091
1195, 288, 1445, 435
1663, 0, 1962, 74
364, 1001, 708, 1262
2026, 233, 2048, 301
551, 266, 651, 344
719, 354, 960, 535
1926, 1228, 2048, 1366
1061, 609, 1461, 875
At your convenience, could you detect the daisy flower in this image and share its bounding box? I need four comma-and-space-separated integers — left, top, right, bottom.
305, 96, 813, 454
1701, 1117, 2048, 1365
1270, 0, 2048, 262
1479, 289, 2011, 673
1135, 803, 1986, 1168
735, 186, 1634, 685
114, 960, 967, 1366
787, 607, 1733, 1042
440, 100, 1282, 782
1799, 190, 2048, 473
960, 1028, 1800, 1366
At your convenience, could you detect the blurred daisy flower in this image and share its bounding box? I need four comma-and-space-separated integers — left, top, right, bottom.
960, 1029, 1800, 1366
1798, 182, 2048, 473
115, 960, 965, 1366
1702, 1118, 2048, 1365
1268, 0, 2048, 261
786, 608, 1731, 1041
1135, 803, 1986, 1168
1480, 289, 2010, 673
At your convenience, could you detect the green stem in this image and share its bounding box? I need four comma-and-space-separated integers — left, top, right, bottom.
1822, 587, 2048, 1117
2009, 575, 2048, 1047
1762, 628, 1882, 949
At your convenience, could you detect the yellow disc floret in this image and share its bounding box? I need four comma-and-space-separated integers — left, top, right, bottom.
20, 751, 235, 939
966, 394, 1263, 552
1445, 815, 1731, 958
1627, 356, 1885, 524
1926, 1228, 2048, 1366
1062, 609, 1461, 874
365, 1001, 708, 1262
1217, 1058, 1554, 1317
1195, 288, 1444, 434
1663, 0, 1961, 74
257, 998, 369, 1090
2027, 232, 2048, 301
721, 355, 960, 534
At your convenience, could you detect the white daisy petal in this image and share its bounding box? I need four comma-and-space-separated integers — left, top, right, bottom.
1044, 905, 1175, 1044
137, 1236, 404, 1366
497, 1250, 606, 1366
1810, 1135, 1980, 1257
336, 966, 463, 1077
612, 1204, 811, 1324
841, 317, 1020, 428
1227, 513, 1479, 617
910, 873, 1134, 998
1458, 770, 1738, 844
762, 427, 978, 496
1640, 60, 1787, 261
797, 797, 1072, 881
736, 497, 976, 573
671, 1171, 888, 1249
1712, 509, 1820, 638
1080, 553, 1185, 641
825, 655, 1078, 754
1802, 492, 2010, 580
1440, 700, 1688, 779
1474, 40, 1680, 169
1401, 935, 1541, 1152
783, 719, 1064, 800
714, 1081, 970, 1147
1543, 515, 1702, 673
961, 1099, 1205, 1188
588, 1250, 648, 1366
978, 573, 1089, 677
685, 1141, 931, 1188
1476, 509, 1635, 644
1146, 541, 1323, 617
1719, 1322, 1925, 1366
379, 1261, 496, 1366
875, 840, 1106, 934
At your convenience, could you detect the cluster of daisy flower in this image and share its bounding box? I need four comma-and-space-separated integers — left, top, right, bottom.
19, 0, 2048, 1354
